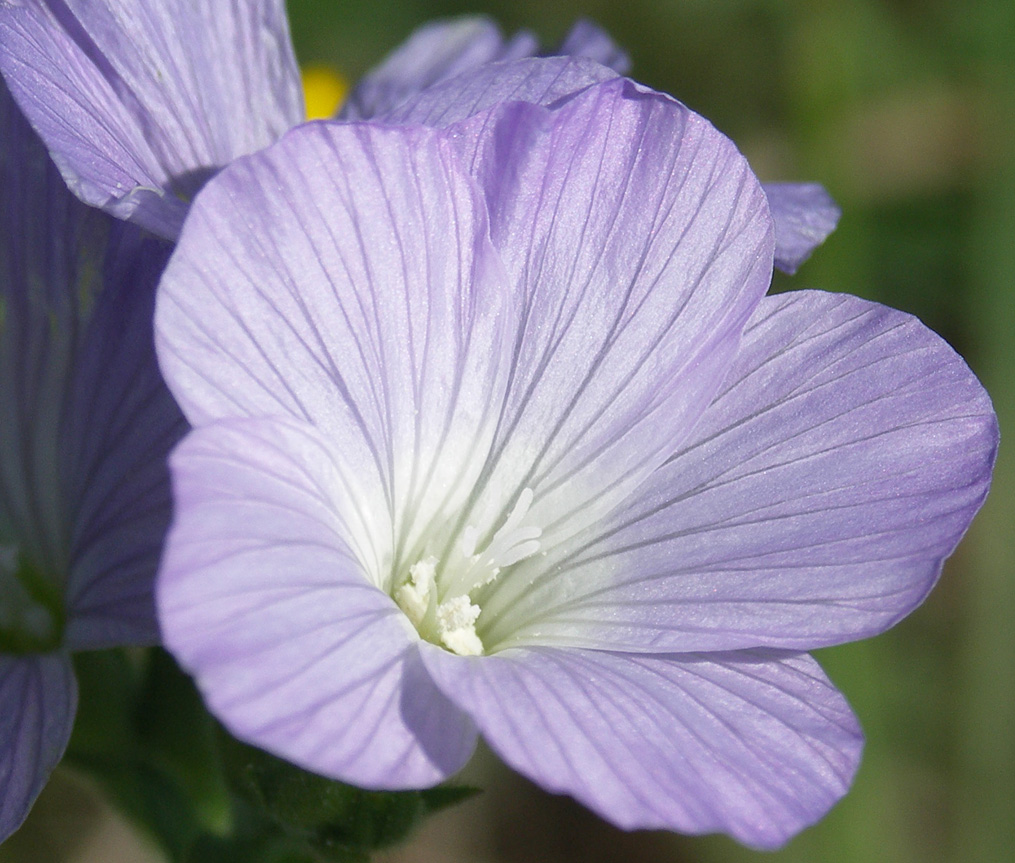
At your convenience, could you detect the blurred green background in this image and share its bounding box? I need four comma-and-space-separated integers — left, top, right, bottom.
6, 1, 1014, 861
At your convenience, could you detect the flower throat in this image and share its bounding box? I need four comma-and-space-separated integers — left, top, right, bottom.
394, 489, 541, 655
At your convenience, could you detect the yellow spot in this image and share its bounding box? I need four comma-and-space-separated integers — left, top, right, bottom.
301, 65, 349, 120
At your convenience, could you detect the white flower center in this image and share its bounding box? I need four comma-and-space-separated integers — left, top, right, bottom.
394, 488, 542, 655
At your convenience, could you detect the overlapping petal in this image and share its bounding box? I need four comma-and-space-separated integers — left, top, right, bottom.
61, 228, 186, 649
483, 291, 997, 652
340, 17, 538, 121
0, 0, 303, 239
387, 59, 835, 278
2, 79, 184, 649
0, 653, 77, 843
421, 644, 860, 849
440, 80, 773, 544
344, 17, 629, 122
380, 55, 619, 131
764, 183, 842, 274
159, 418, 477, 788
156, 120, 513, 565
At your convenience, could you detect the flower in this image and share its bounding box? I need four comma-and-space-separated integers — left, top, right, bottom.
0, 2, 624, 240
153, 65, 997, 848
0, 81, 186, 842
0, 4, 833, 271
335, 16, 630, 121
0, 0, 304, 240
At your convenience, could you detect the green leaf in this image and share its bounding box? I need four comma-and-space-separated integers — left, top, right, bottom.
64, 649, 230, 860
184, 832, 325, 863
68, 753, 202, 861
67, 648, 141, 758
134, 649, 232, 835
218, 730, 479, 859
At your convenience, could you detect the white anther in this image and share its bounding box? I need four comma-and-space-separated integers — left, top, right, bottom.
436, 595, 484, 656
394, 555, 437, 627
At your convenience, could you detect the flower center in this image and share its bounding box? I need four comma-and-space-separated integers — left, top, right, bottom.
394, 489, 542, 655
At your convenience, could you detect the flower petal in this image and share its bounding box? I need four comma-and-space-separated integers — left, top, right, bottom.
2, 81, 91, 581
0, 0, 302, 239
490, 290, 997, 652
764, 183, 841, 274
445, 80, 773, 557
156, 119, 513, 568
345, 17, 628, 123
341, 16, 538, 120
557, 19, 631, 74
61, 229, 186, 649
159, 418, 477, 788
421, 644, 861, 849
0, 653, 77, 843
379, 55, 619, 129
2, 81, 183, 649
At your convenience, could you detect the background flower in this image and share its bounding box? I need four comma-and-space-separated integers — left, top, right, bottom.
0, 82, 186, 844
0, 0, 303, 240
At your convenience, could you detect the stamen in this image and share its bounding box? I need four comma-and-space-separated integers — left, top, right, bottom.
394, 489, 543, 657
394, 555, 437, 628
396, 557, 485, 656
436, 596, 483, 656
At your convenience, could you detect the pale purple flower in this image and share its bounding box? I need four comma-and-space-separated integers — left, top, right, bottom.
0, 82, 185, 842
0, 4, 833, 271
0, 3, 618, 238
337, 16, 631, 121
153, 64, 996, 848
0, 0, 304, 239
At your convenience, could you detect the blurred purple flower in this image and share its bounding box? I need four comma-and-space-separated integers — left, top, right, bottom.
0, 4, 834, 271
336, 16, 630, 121
153, 64, 997, 848
0, 83, 186, 842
